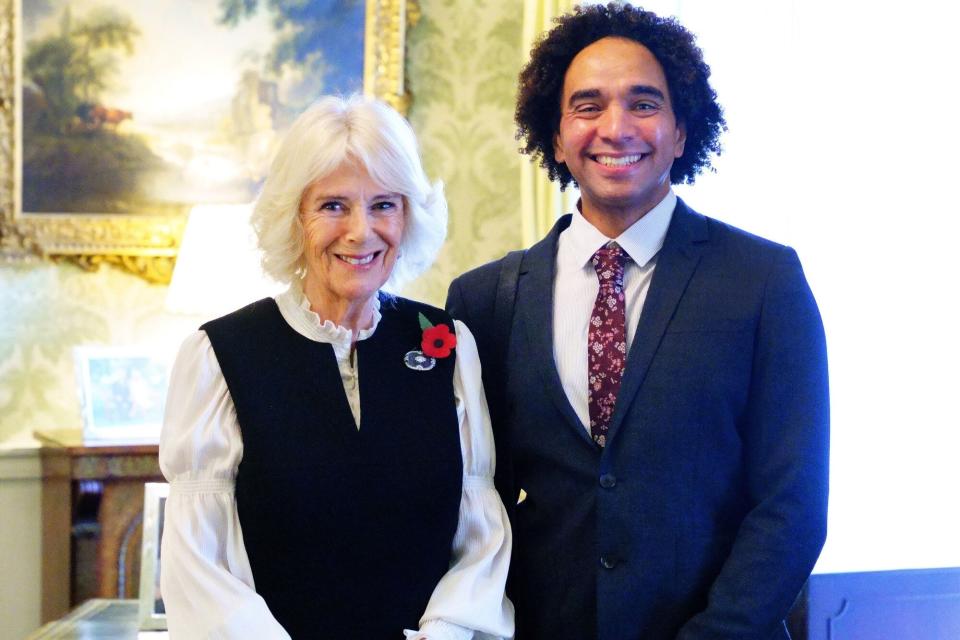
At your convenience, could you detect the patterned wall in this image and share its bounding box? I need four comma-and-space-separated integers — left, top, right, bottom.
0, 263, 199, 441
0, 0, 524, 442
403, 0, 524, 304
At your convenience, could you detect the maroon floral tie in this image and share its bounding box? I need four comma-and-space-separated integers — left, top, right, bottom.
588, 243, 627, 447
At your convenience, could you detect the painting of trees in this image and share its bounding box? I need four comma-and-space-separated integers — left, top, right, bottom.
26, 7, 138, 133
218, 0, 364, 124
19, 0, 367, 215
23, 6, 165, 214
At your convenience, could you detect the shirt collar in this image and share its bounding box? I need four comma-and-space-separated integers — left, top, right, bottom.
275, 281, 381, 346
566, 189, 676, 269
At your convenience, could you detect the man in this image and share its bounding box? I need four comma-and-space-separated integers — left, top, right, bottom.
446, 4, 829, 639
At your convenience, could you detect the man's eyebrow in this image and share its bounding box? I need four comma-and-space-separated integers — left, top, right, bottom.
628, 84, 666, 100
630, 84, 667, 100
567, 88, 601, 105
566, 85, 666, 106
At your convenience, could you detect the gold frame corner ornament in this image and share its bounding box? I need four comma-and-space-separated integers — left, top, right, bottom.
0, 0, 410, 283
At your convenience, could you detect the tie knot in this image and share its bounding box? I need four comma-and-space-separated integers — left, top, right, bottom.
591, 243, 626, 287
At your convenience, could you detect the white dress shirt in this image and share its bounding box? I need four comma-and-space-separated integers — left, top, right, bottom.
160, 286, 514, 640
552, 190, 676, 432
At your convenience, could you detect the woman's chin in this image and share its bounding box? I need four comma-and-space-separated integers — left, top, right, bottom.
305, 270, 387, 307
328, 281, 383, 306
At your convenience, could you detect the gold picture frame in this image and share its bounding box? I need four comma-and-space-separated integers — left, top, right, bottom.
0, 0, 412, 283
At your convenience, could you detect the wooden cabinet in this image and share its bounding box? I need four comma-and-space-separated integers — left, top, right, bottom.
37, 433, 163, 623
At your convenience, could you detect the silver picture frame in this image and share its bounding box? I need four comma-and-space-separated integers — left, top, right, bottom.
137, 482, 169, 631
72, 345, 171, 445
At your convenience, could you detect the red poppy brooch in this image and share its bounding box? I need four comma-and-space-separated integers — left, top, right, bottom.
404, 312, 457, 371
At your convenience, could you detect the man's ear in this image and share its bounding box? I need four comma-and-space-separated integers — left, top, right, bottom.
554, 132, 566, 164
674, 121, 687, 159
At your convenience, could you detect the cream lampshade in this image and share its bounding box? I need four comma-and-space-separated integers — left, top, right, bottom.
165, 203, 284, 319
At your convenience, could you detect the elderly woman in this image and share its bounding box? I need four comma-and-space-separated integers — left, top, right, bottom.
159, 95, 513, 639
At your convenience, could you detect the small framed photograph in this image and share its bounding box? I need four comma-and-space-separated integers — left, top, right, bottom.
73, 346, 171, 444
138, 482, 169, 631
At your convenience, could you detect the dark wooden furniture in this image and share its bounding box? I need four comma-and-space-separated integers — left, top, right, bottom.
37, 432, 163, 623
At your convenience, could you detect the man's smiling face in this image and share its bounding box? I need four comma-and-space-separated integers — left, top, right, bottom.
554, 37, 686, 232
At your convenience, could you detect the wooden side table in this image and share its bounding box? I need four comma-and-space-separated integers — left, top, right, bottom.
36, 431, 163, 623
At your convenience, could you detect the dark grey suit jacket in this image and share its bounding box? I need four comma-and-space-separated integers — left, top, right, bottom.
446, 199, 829, 640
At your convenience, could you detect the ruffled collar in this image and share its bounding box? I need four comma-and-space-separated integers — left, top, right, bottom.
274, 283, 381, 352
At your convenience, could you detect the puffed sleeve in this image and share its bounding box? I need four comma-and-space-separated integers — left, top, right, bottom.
160, 330, 290, 639
405, 320, 515, 640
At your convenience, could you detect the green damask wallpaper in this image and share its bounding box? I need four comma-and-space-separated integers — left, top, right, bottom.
0, 0, 524, 442
0, 264, 200, 441
403, 0, 524, 303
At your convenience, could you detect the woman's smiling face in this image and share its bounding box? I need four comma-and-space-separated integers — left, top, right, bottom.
299, 160, 405, 307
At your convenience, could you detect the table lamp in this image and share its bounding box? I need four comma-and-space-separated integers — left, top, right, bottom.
165, 203, 284, 319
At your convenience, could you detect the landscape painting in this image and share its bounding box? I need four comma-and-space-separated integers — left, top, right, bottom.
20, 0, 366, 216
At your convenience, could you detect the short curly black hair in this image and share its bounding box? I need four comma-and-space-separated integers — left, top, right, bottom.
516, 2, 726, 188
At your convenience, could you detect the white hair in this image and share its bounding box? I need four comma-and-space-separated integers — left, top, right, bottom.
251, 94, 447, 292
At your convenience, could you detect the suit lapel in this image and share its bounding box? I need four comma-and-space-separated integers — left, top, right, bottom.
606, 199, 709, 443
517, 215, 596, 445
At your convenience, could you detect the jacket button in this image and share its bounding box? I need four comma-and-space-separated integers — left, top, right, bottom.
600, 555, 618, 570
599, 473, 616, 488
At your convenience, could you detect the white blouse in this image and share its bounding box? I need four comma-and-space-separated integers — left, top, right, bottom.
159, 288, 515, 640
